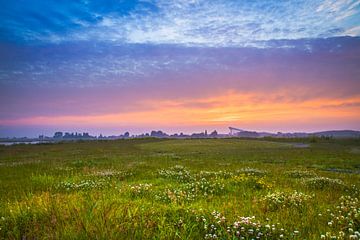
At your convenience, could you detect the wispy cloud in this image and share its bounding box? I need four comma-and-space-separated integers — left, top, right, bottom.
344, 26, 360, 36
1, 37, 359, 87
1, 0, 359, 47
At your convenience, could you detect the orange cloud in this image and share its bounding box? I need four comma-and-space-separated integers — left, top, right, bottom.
1, 90, 360, 130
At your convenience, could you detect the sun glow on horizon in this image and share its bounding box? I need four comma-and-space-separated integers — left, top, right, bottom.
2, 90, 359, 133
0, 0, 359, 137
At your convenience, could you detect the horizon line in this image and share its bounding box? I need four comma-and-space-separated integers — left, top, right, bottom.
1, 127, 360, 139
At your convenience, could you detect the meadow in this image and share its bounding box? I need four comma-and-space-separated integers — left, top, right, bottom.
0, 138, 359, 239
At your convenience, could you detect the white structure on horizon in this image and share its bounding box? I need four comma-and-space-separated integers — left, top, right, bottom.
228, 127, 245, 136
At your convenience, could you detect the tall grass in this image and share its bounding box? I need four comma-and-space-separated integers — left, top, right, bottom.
0, 138, 359, 239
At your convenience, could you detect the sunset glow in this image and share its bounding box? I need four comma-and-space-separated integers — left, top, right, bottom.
1, 0, 360, 136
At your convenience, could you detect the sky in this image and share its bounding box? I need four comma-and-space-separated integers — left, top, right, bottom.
0, 0, 360, 137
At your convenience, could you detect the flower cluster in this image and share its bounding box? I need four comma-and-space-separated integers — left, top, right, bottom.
156, 178, 225, 204
236, 167, 267, 176
320, 195, 360, 239
158, 165, 193, 182
129, 183, 153, 197
196, 171, 234, 180
303, 177, 345, 190
261, 191, 313, 210
156, 188, 196, 204
185, 178, 225, 196
58, 179, 108, 191
91, 170, 133, 181
199, 211, 298, 239
231, 174, 271, 190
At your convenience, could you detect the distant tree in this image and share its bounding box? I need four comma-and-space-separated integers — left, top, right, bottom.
53, 132, 63, 138
209, 130, 218, 137
150, 130, 168, 137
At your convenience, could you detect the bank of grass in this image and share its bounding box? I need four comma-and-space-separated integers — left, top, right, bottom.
0, 138, 359, 239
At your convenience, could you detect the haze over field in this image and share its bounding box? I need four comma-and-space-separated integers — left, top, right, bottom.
1, 0, 360, 137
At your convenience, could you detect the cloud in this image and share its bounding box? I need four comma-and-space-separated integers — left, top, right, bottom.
1, 0, 359, 47
1, 37, 359, 88
344, 26, 360, 36
1, 90, 359, 134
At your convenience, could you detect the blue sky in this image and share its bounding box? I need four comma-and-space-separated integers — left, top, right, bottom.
0, 0, 359, 137
1, 0, 359, 46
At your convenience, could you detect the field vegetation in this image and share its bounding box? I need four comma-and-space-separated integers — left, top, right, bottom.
0, 138, 359, 239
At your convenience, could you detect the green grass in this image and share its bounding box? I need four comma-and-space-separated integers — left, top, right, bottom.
0, 138, 359, 239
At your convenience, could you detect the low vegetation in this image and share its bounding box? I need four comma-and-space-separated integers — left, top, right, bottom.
0, 138, 359, 239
